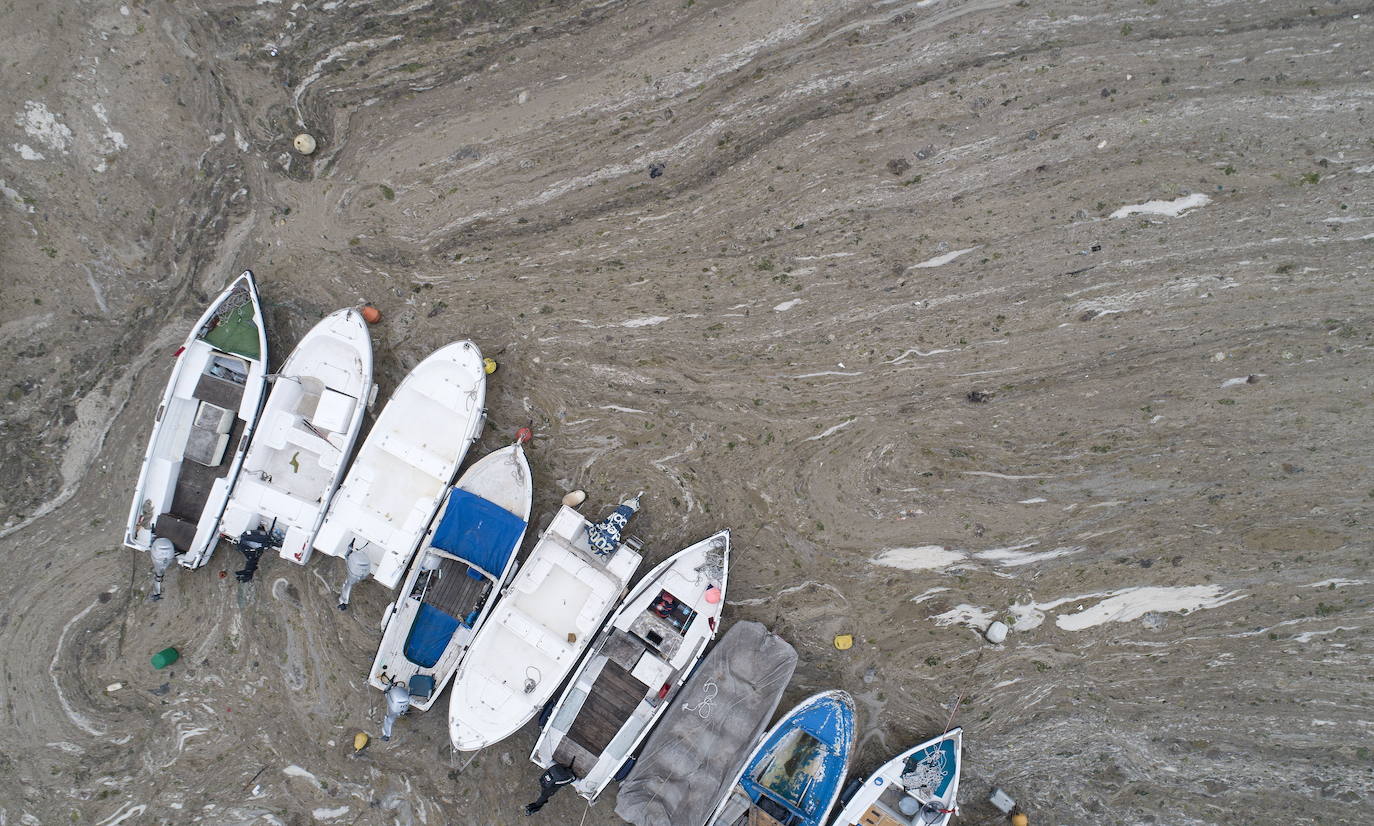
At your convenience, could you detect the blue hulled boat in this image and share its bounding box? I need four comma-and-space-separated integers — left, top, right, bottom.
707, 690, 857, 826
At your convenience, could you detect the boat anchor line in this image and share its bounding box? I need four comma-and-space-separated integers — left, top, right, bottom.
682, 679, 720, 719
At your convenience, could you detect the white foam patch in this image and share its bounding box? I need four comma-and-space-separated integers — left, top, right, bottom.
976, 544, 1084, 567
909, 586, 949, 604
909, 246, 978, 269
283, 765, 322, 789
1307, 578, 1365, 589
12, 143, 44, 160
620, 315, 669, 327
930, 603, 996, 629
805, 419, 853, 441
312, 808, 350, 821
774, 299, 802, 311
1056, 585, 1246, 631
96, 804, 147, 826
1110, 193, 1211, 219
874, 546, 967, 571
17, 101, 72, 151
1220, 375, 1260, 388
1293, 626, 1359, 643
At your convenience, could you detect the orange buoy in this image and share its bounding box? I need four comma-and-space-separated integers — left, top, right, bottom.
360, 304, 381, 324
1011, 814, 1029, 826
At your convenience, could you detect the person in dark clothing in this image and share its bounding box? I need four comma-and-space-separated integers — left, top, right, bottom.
525, 764, 575, 815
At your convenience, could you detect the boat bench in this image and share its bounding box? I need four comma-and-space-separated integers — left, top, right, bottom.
373, 429, 452, 482
501, 606, 575, 661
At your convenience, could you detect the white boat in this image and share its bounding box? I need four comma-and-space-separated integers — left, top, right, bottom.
313, 340, 486, 590
447, 498, 645, 752
125, 270, 269, 574
218, 309, 373, 564
531, 530, 729, 801
830, 728, 962, 826
368, 442, 533, 714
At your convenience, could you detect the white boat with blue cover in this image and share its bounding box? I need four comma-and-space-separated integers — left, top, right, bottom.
218, 308, 373, 565
829, 728, 962, 826
313, 340, 487, 591
707, 690, 858, 826
531, 529, 730, 802
448, 497, 645, 752
125, 270, 269, 578
368, 441, 533, 714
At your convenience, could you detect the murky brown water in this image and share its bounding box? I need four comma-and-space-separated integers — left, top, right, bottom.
2, 1, 1371, 823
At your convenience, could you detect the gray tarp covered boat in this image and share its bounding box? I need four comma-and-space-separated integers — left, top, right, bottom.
614, 620, 798, 826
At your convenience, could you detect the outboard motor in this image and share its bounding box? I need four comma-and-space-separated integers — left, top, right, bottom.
524, 763, 576, 815
338, 544, 373, 610
235, 526, 275, 583
381, 680, 411, 741
149, 537, 177, 601
585, 493, 643, 555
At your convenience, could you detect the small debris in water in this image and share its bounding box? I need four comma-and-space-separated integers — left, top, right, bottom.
648, 162, 666, 178
106, 682, 123, 692
967, 390, 993, 403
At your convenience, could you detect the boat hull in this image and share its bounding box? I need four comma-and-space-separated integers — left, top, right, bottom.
124, 270, 269, 570
368, 443, 533, 712
313, 340, 487, 589
219, 308, 373, 565
531, 529, 730, 801
707, 690, 857, 826
830, 728, 963, 826
447, 504, 643, 751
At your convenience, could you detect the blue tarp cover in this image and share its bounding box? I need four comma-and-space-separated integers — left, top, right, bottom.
404, 603, 460, 668
430, 488, 525, 577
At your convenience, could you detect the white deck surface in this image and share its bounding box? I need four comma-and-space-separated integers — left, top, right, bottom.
313, 340, 486, 588
448, 505, 642, 751
220, 309, 372, 564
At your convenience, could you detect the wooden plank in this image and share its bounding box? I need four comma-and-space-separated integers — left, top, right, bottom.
425, 557, 488, 621
566, 659, 647, 755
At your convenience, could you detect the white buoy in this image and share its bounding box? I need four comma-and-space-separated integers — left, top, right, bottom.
106, 682, 123, 693
293, 133, 317, 155
985, 620, 1009, 644
561, 490, 586, 508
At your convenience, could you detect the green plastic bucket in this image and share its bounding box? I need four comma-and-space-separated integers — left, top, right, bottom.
151, 647, 180, 669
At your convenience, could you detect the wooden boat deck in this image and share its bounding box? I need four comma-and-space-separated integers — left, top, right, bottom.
565, 660, 647, 757
424, 556, 488, 621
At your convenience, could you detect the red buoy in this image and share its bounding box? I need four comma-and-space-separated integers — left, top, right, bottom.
360, 304, 381, 324
515, 427, 533, 444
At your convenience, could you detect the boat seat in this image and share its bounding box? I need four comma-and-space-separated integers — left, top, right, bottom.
516, 557, 555, 594
408, 673, 436, 700
501, 606, 574, 660
312, 388, 356, 433
374, 429, 452, 482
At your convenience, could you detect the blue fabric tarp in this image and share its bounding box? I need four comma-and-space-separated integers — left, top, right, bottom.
404, 603, 460, 668
430, 488, 526, 577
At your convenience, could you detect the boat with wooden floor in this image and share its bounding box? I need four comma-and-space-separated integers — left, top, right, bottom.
312, 340, 487, 590
125, 270, 269, 572
368, 440, 533, 714
829, 729, 962, 826
447, 497, 644, 752
218, 308, 373, 565
707, 690, 857, 826
530, 529, 729, 801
